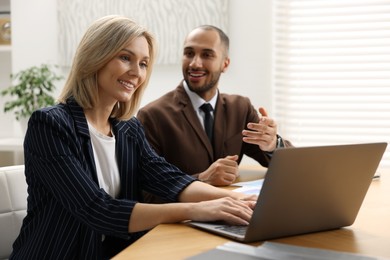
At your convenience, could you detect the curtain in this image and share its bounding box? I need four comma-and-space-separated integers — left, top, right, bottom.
273, 0, 390, 170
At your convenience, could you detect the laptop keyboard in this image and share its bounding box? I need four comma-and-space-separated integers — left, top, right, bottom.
215, 225, 248, 236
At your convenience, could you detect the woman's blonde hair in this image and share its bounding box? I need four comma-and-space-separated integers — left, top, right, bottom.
58, 15, 156, 120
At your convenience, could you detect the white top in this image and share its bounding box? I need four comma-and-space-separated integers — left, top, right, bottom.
183, 81, 218, 129
87, 121, 120, 199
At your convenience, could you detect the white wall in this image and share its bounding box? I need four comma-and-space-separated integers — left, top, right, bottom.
7, 0, 272, 165
6, 0, 58, 137
225, 0, 273, 111
0, 0, 12, 138
11, 0, 58, 72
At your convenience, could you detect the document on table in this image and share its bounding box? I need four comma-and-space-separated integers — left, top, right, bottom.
187, 241, 389, 260
231, 179, 264, 195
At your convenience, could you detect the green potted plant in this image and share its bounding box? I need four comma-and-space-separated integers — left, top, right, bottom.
1, 64, 63, 121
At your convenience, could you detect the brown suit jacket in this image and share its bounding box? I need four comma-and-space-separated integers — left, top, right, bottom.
137, 82, 291, 178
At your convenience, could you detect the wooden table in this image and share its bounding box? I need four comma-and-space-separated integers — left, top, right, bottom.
113, 167, 390, 260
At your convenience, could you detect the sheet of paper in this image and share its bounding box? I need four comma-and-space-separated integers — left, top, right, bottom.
255, 242, 388, 260
189, 241, 389, 260
231, 179, 264, 195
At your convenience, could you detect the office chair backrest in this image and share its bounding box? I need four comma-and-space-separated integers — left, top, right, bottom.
0, 165, 27, 259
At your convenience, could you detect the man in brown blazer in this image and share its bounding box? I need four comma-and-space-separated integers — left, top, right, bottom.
137, 25, 291, 187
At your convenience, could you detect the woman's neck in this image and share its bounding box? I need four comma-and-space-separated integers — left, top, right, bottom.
84, 107, 113, 136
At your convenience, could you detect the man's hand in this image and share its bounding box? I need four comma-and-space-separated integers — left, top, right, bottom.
242, 107, 277, 152
198, 155, 239, 186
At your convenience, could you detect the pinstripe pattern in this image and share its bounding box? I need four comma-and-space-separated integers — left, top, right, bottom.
10, 98, 195, 259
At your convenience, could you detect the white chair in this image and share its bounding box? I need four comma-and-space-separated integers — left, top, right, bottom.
0, 165, 27, 259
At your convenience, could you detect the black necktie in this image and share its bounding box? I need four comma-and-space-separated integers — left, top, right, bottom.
200, 103, 214, 141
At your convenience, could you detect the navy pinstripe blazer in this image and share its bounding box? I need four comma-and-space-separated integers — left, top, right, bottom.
11, 98, 195, 259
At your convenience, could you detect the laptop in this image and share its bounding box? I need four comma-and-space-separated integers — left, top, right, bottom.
188, 142, 387, 243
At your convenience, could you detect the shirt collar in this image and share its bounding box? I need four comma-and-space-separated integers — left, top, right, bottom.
183, 81, 218, 111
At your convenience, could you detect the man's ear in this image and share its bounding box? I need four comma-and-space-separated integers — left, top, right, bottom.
222, 57, 230, 73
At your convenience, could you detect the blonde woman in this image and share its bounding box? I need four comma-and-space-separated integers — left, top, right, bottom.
11, 15, 256, 259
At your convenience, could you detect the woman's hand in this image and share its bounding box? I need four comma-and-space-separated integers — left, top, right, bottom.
237, 194, 258, 203
188, 197, 255, 225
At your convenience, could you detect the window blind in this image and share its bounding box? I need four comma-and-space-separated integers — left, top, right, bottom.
272, 0, 390, 170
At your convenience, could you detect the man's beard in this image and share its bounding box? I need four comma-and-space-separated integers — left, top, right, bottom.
185, 72, 221, 95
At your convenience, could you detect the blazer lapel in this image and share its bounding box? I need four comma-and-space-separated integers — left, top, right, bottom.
111, 119, 131, 199
176, 84, 214, 159
213, 94, 227, 159
67, 98, 99, 185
